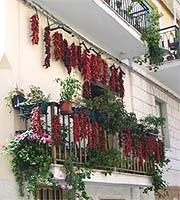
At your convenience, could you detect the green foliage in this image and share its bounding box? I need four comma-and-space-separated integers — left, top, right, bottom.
144, 143, 170, 198
25, 85, 50, 105
2, 130, 53, 199
87, 148, 128, 170
64, 158, 92, 200
140, 115, 165, 133
84, 87, 137, 134
135, 12, 163, 71
56, 76, 81, 101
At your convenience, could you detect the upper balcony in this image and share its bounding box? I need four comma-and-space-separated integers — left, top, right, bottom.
151, 25, 180, 95
33, 0, 149, 60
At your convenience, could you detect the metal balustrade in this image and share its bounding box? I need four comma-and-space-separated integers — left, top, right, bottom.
159, 25, 180, 62
103, 0, 149, 33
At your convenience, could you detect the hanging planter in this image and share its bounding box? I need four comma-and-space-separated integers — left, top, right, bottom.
12, 95, 26, 109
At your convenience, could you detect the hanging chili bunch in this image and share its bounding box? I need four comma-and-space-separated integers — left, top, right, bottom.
77, 45, 82, 72
144, 136, 156, 161
31, 107, 43, 136
81, 50, 91, 80
71, 43, 78, 69
133, 138, 143, 166
78, 110, 92, 141
91, 121, 99, 149
90, 54, 99, 84
51, 115, 61, 145
123, 129, 132, 157
52, 32, 64, 61
101, 59, 109, 85
87, 117, 93, 149
99, 129, 106, 153
155, 139, 162, 163
109, 65, 116, 92
97, 55, 104, 80
43, 26, 51, 68
63, 39, 72, 74
30, 13, 39, 45
78, 110, 87, 139
72, 114, 80, 143
117, 68, 125, 98
82, 80, 92, 99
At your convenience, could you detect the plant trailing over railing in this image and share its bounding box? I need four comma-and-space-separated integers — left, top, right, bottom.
144, 143, 170, 198
2, 107, 54, 199
62, 158, 92, 200
135, 12, 163, 71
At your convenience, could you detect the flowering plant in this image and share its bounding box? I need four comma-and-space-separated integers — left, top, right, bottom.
2, 107, 54, 199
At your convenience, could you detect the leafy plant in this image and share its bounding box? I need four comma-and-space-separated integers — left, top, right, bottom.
135, 12, 163, 71
140, 115, 165, 133
63, 158, 92, 200
24, 85, 50, 105
2, 130, 53, 199
55, 76, 81, 102
144, 143, 170, 198
84, 87, 137, 134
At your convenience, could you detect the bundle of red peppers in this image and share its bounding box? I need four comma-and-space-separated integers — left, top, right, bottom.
30, 14, 39, 45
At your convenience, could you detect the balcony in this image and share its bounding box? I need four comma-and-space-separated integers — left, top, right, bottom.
103, 0, 149, 33
20, 102, 159, 188
33, 0, 149, 59
151, 25, 180, 95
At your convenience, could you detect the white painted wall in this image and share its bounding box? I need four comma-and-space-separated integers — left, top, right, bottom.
0, 0, 180, 199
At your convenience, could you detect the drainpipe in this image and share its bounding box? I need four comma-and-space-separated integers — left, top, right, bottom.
173, 0, 177, 25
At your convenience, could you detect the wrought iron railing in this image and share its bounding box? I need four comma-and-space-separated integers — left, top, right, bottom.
103, 0, 149, 33
159, 25, 180, 62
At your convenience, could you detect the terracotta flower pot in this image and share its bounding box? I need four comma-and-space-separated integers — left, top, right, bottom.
60, 100, 73, 115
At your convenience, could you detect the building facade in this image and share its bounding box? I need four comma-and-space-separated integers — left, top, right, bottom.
0, 0, 180, 200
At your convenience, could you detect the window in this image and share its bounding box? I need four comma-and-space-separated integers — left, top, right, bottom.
37, 186, 64, 200
155, 99, 170, 148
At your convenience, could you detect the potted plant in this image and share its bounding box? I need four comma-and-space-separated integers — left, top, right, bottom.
20, 85, 50, 117
55, 76, 81, 115
5, 86, 26, 112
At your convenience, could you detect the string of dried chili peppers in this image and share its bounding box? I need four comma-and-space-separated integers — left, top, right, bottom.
73, 114, 80, 143
90, 54, 99, 84
51, 115, 61, 145
81, 50, 91, 80
43, 26, 51, 68
63, 39, 72, 74
82, 80, 92, 99
91, 121, 99, 149
30, 14, 39, 45
52, 32, 64, 61
31, 107, 43, 136
71, 43, 78, 69
123, 129, 132, 157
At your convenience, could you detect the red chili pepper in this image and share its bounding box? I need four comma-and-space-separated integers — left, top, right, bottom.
31, 107, 43, 136
73, 114, 80, 143
43, 26, 51, 68
30, 14, 39, 45
82, 80, 92, 99
51, 115, 61, 145
52, 32, 64, 61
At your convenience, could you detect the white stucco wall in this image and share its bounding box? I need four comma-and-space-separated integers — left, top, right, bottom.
0, 0, 180, 200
